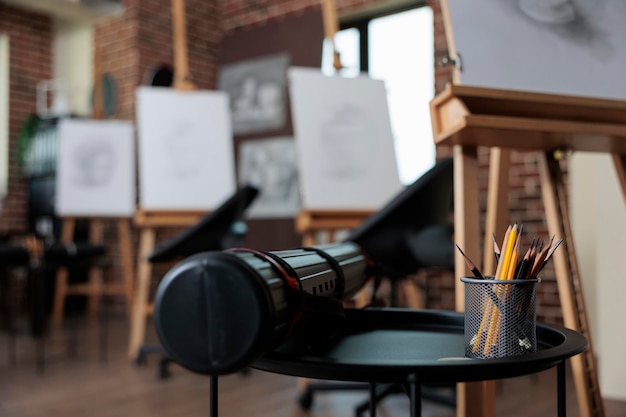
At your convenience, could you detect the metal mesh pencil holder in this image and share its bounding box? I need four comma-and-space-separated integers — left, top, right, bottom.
461, 276, 540, 359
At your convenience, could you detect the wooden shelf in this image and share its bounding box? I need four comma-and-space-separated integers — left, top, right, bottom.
431, 84, 626, 154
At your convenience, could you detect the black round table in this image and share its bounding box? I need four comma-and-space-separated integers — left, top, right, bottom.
249, 308, 587, 417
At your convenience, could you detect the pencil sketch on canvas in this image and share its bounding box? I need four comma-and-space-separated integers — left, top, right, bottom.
238, 137, 300, 218
56, 118, 135, 217
507, 0, 612, 57
135, 87, 236, 211
288, 67, 402, 210
445, 0, 626, 99
320, 104, 376, 179
71, 139, 116, 187
217, 53, 290, 135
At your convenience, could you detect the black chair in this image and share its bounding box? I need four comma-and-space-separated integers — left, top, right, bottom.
135, 184, 259, 377
26, 175, 112, 365
346, 156, 455, 285
298, 157, 456, 413
0, 239, 31, 364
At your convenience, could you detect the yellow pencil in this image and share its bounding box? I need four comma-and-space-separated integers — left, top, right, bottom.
472, 225, 512, 354
484, 224, 518, 355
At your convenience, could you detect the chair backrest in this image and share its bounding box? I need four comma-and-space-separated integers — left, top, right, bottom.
345, 157, 454, 278
148, 184, 260, 263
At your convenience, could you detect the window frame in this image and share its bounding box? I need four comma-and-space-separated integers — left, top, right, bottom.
339, 1, 429, 74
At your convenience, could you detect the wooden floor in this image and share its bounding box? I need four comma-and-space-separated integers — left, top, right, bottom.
1, 314, 625, 417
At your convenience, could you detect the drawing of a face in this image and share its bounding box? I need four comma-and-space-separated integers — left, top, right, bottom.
320, 104, 376, 179
518, 0, 577, 24
513, 0, 613, 58
72, 139, 115, 187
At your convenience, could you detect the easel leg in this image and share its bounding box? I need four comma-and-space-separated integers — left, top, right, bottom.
87, 219, 105, 318
537, 152, 604, 417
51, 268, 69, 328
483, 148, 511, 275
128, 227, 155, 360
87, 268, 103, 318
453, 145, 494, 417
117, 219, 135, 317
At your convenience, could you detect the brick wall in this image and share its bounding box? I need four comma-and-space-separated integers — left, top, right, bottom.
94, 0, 219, 117
0, 4, 53, 234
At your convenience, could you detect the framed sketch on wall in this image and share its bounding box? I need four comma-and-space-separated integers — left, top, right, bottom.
56, 118, 135, 217
238, 137, 300, 218
217, 53, 290, 136
443, 0, 626, 99
135, 87, 236, 211
288, 67, 403, 210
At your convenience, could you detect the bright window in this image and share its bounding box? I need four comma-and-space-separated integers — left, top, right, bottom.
322, 6, 435, 185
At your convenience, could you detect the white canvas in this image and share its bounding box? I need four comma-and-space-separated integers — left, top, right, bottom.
446, 0, 626, 99
238, 137, 300, 218
288, 67, 402, 210
56, 118, 135, 217
135, 87, 236, 211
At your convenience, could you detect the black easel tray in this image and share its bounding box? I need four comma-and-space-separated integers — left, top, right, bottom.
253, 308, 587, 384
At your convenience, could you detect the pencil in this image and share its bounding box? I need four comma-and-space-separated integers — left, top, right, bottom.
497, 224, 518, 281
530, 238, 550, 279
537, 238, 563, 275
515, 245, 532, 280
456, 244, 484, 279
505, 235, 521, 281
472, 226, 511, 353
493, 225, 512, 281
484, 224, 518, 355
492, 232, 501, 264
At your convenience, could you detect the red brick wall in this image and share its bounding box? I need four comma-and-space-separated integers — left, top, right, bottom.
95, 1, 140, 120
94, 0, 220, 118
0, 4, 53, 234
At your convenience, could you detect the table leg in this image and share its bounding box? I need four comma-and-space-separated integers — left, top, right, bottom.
409, 377, 422, 417
369, 382, 377, 417
210, 375, 218, 417
558, 361, 566, 417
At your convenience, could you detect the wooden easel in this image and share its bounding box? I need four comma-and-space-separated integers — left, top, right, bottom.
296, 209, 372, 246
429, 83, 621, 417
51, 44, 135, 328
127, 0, 204, 360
